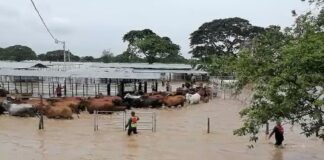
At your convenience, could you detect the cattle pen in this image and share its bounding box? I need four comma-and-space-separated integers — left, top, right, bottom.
0, 61, 208, 98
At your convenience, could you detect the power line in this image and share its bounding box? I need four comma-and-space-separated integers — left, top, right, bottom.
29, 0, 69, 64
29, 0, 56, 41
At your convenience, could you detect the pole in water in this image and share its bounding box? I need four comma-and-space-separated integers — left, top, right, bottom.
38, 112, 44, 130
265, 122, 269, 135
94, 110, 96, 131
38, 95, 44, 130
207, 117, 210, 134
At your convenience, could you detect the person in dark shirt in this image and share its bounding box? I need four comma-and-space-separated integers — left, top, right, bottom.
269, 121, 284, 146
55, 84, 62, 97
125, 111, 140, 136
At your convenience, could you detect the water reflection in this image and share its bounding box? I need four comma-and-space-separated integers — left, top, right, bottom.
272, 148, 283, 160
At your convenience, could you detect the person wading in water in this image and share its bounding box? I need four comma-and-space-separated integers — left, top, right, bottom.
125, 111, 140, 136
269, 121, 284, 147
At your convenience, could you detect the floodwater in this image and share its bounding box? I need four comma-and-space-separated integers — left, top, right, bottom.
0, 97, 323, 160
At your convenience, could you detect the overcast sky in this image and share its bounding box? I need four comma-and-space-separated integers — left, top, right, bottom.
0, 0, 309, 58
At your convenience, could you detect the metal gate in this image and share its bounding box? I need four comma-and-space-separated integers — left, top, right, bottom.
94, 111, 156, 132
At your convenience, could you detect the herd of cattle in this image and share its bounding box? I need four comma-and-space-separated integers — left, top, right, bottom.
0, 85, 214, 119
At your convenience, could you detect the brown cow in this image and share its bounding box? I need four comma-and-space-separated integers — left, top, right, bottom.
43, 105, 73, 119
85, 97, 126, 114
197, 87, 212, 103
163, 95, 186, 108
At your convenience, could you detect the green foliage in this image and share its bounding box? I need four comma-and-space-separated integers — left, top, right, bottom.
80, 56, 96, 62
38, 50, 80, 62
159, 53, 188, 64
233, 9, 324, 142
123, 29, 181, 64
114, 50, 145, 63
301, 0, 324, 5
99, 50, 114, 63
190, 17, 264, 59
0, 45, 37, 61
190, 17, 264, 76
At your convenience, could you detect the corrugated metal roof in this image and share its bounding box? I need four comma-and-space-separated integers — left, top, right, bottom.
0, 61, 192, 70
0, 68, 160, 79
87, 63, 192, 70
133, 69, 208, 74
66, 68, 160, 79
0, 61, 205, 79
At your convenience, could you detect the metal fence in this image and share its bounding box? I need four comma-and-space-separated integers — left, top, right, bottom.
93, 111, 157, 132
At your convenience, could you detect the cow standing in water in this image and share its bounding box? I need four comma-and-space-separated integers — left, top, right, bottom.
163, 95, 186, 108
2, 100, 37, 117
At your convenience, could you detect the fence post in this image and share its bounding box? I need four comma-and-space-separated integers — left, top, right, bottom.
82, 84, 85, 97
48, 83, 51, 97
97, 84, 100, 95
265, 122, 269, 135
123, 111, 126, 131
75, 83, 77, 96
154, 113, 157, 132
152, 113, 154, 132
39, 95, 44, 130
144, 81, 147, 93
19, 76, 22, 94
31, 82, 33, 94
64, 79, 67, 96
107, 83, 111, 96
94, 110, 97, 131
39, 112, 44, 130
207, 117, 210, 134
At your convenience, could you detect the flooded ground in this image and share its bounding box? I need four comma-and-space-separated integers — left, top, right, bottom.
0, 97, 323, 160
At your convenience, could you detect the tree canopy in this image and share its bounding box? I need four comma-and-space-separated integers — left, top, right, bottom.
233, 7, 324, 143
190, 17, 264, 59
189, 18, 264, 76
38, 50, 80, 62
0, 45, 37, 61
123, 29, 181, 64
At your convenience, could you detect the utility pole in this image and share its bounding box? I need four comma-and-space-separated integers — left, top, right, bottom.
55, 39, 66, 70
68, 49, 71, 62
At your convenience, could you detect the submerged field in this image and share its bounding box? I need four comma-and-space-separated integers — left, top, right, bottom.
0, 97, 323, 160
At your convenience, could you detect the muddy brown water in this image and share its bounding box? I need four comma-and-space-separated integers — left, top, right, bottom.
0, 98, 323, 160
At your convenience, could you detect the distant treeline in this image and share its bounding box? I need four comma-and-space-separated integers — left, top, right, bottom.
0, 45, 189, 64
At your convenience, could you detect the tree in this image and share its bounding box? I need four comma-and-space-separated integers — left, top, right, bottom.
160, 53, 188, 64
0, 45, 37, 61
114, 50, 145, 63
80, 56, 96, 62
99, 50, 115, 63
233, 8, 324, 143
123, 29, 180, 64
190, 17, 264, 59
39, 50, 80, 62
189, 18, 264, 76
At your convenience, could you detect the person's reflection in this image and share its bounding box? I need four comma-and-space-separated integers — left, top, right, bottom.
124, 136, 139, 159
38, 132, 47, 160
272, 148, 283, 160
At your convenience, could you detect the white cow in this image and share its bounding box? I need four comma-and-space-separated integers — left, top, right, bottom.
185, 93, 201, 104
2, 100, 36, 117
124, 93, 141, 99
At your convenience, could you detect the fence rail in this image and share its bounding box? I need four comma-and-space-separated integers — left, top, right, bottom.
94, 111, 156, 132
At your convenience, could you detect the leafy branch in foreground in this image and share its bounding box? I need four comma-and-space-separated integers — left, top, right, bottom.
233, 9, 324, 143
